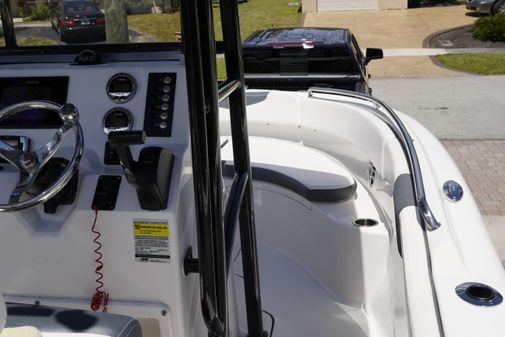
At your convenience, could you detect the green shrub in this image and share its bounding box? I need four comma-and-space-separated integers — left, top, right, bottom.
472, 14, 505, 42
28, 1, 52, 21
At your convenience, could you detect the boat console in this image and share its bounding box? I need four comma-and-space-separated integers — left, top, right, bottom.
0, 54, 200, 337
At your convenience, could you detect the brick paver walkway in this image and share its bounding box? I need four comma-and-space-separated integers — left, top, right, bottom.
442, 140, 505, 216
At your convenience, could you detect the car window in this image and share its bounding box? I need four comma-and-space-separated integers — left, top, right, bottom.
64, 1, 98, 13
243, 46, 361, 74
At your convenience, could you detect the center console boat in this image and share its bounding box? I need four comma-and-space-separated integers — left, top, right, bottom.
0, 1, 503, 337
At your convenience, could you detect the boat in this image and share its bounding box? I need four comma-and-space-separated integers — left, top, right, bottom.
0, 1, 504, 337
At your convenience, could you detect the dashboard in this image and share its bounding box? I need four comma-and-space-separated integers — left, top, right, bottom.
0, 59, 190, 212
0, 60, 188, 154
0, 70, 179, 136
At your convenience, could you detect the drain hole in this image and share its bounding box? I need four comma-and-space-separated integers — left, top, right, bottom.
466, 284, 495, 301
354, 218, 378, 227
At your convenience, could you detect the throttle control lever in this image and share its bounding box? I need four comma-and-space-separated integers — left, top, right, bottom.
108, 131, 145, 185
108, 131, 174, 211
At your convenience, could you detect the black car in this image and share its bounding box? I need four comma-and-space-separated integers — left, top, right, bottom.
51, 0, 106, 43
242, 27, 383, 94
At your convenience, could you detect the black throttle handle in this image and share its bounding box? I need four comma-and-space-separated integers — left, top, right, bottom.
108, 130, 146, 146
107, 131, 146, 185
107, 130, 172, 211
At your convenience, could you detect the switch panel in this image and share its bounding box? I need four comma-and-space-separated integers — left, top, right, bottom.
92, 175, 122, 210
143, 73, 177, 137
104, 142, 120, 165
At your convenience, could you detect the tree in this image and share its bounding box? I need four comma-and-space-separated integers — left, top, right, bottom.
8, 0, 19, 17
105, 0, 129, 43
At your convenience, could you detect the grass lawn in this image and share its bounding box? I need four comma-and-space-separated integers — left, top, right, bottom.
128, 12, 181, 42
18, 36, 56, 46
437, 53, 505, 75
0, 36, 55, 47
213, 0, 301, 41
128, 0, 300, 42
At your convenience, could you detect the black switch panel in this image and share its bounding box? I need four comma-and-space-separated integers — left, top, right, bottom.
104, 142, 120, 165
143, 73, 177, 137
92, 175, 122, 210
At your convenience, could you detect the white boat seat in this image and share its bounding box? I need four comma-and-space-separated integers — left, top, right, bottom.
0, 326, 41, 337
221, 137, 357, 203
5, 303, 142, 337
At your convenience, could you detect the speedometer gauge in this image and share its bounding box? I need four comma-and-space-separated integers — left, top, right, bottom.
107, 73, 136, 103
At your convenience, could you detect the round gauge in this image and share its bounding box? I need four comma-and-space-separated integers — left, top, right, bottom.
103, 108, 133, 134
106, 73, 136, 103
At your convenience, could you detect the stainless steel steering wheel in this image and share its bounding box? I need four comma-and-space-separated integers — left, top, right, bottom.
0, 101, 83, 212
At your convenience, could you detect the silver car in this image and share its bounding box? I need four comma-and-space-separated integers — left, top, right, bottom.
466, 0, 505, 14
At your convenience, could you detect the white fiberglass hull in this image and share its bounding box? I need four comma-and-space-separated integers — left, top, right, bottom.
220, 89, 505, 337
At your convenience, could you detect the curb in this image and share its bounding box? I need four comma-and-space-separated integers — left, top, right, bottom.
422, 24, 479, 75
422, 24, 473, 48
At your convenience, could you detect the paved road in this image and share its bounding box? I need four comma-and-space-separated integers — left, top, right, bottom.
14, 25, 150, 44
370, 75, 505, 139
16, 25, 60, 42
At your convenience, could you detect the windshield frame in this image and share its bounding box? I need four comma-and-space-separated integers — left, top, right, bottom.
0, 42, 183, 57
0, 0, 183, 54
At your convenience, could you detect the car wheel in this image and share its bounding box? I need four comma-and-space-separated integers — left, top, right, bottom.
492, 0, 505, 14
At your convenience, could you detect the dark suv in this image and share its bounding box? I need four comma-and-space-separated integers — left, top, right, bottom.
242, 27, 383, 94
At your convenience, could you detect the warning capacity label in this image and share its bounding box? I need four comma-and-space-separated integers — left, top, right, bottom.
133, 219, 170, 263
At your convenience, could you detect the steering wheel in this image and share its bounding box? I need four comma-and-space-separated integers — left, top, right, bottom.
0, 101, 83, 212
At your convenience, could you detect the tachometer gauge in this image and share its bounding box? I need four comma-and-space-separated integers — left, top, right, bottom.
103, 108, 133, 134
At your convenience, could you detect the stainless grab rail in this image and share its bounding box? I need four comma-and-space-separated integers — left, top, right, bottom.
307, 87, 441, 231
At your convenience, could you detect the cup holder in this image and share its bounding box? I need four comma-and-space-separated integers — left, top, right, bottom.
353, 218, 378, 227
456, 282, 503, 306
466, 284, 495, 301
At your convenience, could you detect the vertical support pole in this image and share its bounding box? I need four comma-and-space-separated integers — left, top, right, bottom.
195, 0, 228, 336
219, 0, 266, 336
180, 0, 222, 336
181, 0, 264, 336
0, 0, 17, 48
181, 0, 228, 336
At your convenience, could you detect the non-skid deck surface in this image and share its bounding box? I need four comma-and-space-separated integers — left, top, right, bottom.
234, 244, 368, 337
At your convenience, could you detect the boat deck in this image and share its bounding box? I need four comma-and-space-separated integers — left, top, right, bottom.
234, 243, 369, 337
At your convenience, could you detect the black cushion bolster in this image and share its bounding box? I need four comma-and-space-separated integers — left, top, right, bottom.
223, 163, 357, 203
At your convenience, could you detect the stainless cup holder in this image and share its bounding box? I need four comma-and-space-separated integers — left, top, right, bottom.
353, 218, 378, 227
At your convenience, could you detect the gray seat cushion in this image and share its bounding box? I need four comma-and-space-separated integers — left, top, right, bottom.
5, 303, 142, 337
221, 136, 357, 203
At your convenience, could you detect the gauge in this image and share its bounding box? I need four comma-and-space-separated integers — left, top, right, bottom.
103, 108, 133, 134
106, 73, 136, 103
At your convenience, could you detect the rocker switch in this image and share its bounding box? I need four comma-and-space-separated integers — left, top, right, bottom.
92, 175, 122, 211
